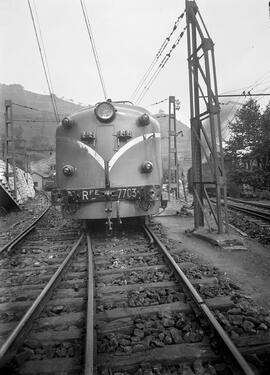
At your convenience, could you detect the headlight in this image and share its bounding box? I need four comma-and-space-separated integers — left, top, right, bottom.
141, 161, 153, 173
95, 101, 116, 123
62, 117, 74, 129
62, 165, 75, 176
138, 113, 150, 126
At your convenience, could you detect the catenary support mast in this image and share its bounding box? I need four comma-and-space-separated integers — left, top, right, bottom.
168, 96, 180, 201
4, 100, 17, 200
186, 0, 229, 233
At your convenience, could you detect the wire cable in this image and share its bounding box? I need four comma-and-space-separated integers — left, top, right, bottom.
221, 72, 270, 129
149, 98, 168, 106
80, 0, 107, 99
32, 0, 59, 121
12, 102, 67, 117
12, 102, 53, 113
130, 10, 185, 103
136, 27, 186, 105
13, 119, 57, 123
27, 0, 60, 123
248, 70, 270, 92
221, 71, 270, 143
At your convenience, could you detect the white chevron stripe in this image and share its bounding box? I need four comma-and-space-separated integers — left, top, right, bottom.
109, 132, 160, 171
76, 133, 160, 171
77, 140, 105, 169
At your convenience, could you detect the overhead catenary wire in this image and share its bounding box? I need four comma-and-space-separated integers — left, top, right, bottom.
247, 70, 270, 92
218, 92, 270, 98
220, 70, 270, 107
221, 91, 269, 142
136, 28, 186, 104
13, 102, 54, 114
80, 0, 108, 100
219, 70, 270, 140
254, 85, 270, 102
222, 93, 251, 139
130, 10, 185, 103
12, 102, 67, 118
27, 0, 60, 123
13, 119, 59, 123
149, 98, 168, 106
136, 27, 187, 105
32, 0, 59, 121
131, 11, 185, 103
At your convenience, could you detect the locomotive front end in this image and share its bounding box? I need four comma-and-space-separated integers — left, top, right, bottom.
56, 101, 163, 225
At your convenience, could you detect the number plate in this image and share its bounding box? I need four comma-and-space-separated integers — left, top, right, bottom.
64, 186, 145, 202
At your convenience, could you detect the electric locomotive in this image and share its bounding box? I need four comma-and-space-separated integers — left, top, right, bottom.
56, 100, 164, 229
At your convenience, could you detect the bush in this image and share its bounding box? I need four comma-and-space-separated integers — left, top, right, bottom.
227, 181, 241, 198
258, 190, 270, 200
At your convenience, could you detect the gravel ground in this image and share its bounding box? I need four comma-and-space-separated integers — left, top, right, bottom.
228, 211, 270, 244
154, 209, 270, 311
98, 310, 205, 354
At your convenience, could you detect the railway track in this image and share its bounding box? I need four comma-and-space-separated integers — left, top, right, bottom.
227, 198, 270, 210
92, 223, 270, 374
0, 207, 84, 374
0, 206, 50, 255
225, 198, 270, 243
1, 218, 270, 374
226, 198, 270, 223
210, 197, 270, 242
0, 191, 51, 253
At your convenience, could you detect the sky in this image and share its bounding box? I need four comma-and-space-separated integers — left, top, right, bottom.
0, 0, 270, 127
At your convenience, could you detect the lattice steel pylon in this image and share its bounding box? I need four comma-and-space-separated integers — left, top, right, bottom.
186, 1, 228, 233
168, 96, 179, 201
4, 100, 17, 199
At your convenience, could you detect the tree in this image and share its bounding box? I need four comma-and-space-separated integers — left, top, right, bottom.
224, 99, 270, 193
225, 99, 260, 160
254, 103, 270, 172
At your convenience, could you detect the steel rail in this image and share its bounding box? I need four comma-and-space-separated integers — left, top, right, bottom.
143, 225, 154, 245
0, 233, 85, 368
227, 198, 270, 210
228, 204, 270, 222
84, 232, 96, 375
0, 205, 50, 254
143, 224, 255, 375
211, 198, 270, 222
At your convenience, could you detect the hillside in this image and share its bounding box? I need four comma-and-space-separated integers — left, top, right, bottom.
0, 83, 84, 152
0, 83, 85, 173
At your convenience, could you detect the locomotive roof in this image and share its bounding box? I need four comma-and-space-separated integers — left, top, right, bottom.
70, 101, 151, 117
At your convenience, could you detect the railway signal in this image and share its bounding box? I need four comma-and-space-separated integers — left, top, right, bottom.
175, 99, 181, 110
